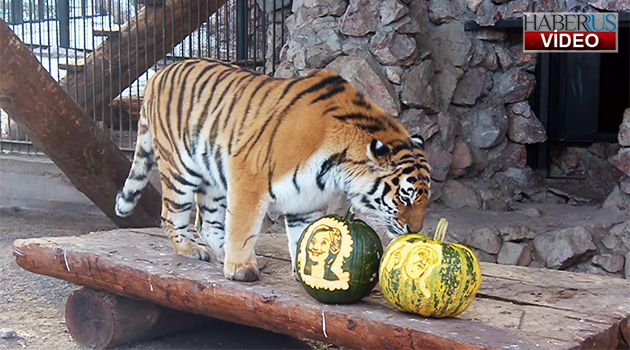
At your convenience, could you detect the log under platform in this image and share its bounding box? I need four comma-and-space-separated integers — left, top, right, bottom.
13, 228, 630, 350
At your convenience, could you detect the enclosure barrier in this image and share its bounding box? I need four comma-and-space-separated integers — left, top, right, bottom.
1, 0, 288, 154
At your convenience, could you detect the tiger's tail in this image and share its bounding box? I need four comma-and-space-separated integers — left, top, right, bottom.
115, 113, 155, 217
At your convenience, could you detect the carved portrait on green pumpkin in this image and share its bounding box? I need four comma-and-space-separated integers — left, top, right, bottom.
297, 217, 353, 291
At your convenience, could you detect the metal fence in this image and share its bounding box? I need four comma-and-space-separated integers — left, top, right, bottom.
1, 0, 289, 155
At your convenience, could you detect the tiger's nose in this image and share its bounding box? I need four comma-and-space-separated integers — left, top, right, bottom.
406, 222, 423, 233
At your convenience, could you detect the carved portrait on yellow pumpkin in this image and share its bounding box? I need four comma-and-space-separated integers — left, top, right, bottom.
382, 241, 442, 298
403, 244, 441, 297
297, 217, 353, 291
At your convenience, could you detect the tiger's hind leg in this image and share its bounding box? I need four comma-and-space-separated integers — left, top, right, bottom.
160, 174, 212, 261
195, 183, 227, 263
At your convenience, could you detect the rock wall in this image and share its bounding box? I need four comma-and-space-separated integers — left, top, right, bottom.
605, 108, 630, 212
465, 220, 630, 279
273, 0, 629, 210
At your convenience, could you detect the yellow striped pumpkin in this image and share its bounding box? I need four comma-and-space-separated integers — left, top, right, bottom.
379, 218, 481, 317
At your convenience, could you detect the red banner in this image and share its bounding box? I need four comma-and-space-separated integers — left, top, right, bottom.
524, 31, 617, 51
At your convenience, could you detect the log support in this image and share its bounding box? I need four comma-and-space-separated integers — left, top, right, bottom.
66, 287, 210, 349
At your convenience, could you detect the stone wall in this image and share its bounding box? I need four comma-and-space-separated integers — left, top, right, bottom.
606, 108, 630, 211
273, 0, 629, 210
465, 220, 630, 279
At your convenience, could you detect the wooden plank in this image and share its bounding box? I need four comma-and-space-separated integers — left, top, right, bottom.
92, 26, 121, 37
107, 95, 142, 129
0, 19, 161, 228
13, 228, 630, 349
472, 264, 630, 349
58, 58, 86, 71
478, 263, 630, 323
59, 0, 226, 121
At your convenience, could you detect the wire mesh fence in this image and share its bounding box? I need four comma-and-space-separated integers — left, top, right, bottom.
1, 0, 289, 155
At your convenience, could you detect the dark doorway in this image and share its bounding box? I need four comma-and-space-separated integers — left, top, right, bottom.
530, 21, 630, 174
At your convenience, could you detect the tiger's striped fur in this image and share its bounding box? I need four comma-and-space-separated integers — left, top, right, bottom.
115, 59, 430, 281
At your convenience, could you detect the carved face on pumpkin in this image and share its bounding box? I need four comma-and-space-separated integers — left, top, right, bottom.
297, 217, 353, 291
403, 245, 439, 280
307, 226, 340, 264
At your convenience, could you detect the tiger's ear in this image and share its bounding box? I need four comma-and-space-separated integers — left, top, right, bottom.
367, 139, 390, 160
411, 134, 425, 150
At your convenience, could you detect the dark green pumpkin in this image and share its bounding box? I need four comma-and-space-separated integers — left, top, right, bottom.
295, 211, 383, 304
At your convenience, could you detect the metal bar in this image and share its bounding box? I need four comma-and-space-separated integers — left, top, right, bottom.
134, 0, 141, 145
46, 0, 53, 73
252, 0, 256, 71
171, 0, 175, 58
38, 0, 46, 21
80, 0, 87, 120
121, 0, 129, 148
187, 0, 192, 57
90, 0, 97, 121
163, 0, 168, 61
261, 0, 266, 74
215, 0, 219, 59
271, 0, 276, 73
208, 0, 212, 58
57, 0, 70, 47
279, 0, 283, 73
9, 0, 23, 24
197, 0, 201, 57
225, 0, 229, 60
28, 0, 34, 47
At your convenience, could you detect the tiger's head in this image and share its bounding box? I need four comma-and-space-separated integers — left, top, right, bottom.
307, 70, 431, 237
347, 134, 431, 237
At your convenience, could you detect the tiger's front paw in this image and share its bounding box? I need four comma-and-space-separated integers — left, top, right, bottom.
224, 259, 259, 282
174, 242, 213, 262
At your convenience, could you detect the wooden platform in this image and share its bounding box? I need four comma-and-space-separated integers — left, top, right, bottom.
13, 228, 630, 349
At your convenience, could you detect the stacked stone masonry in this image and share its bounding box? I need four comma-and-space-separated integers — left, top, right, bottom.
463, 220, 630, 279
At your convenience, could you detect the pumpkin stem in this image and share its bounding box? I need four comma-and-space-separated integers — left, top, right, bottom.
434, 218, 449, 242
344, 206, 356, 221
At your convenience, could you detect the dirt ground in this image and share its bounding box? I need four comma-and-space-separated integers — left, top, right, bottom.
0, 203, 627, 350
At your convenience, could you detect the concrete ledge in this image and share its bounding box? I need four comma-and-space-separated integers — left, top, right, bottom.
0, 154, 102, 215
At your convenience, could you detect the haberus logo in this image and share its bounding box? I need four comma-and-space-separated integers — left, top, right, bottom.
523, 12, 618, 52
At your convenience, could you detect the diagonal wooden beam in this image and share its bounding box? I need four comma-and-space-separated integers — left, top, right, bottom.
60, 0, 226, 120
0, 19, 161, 228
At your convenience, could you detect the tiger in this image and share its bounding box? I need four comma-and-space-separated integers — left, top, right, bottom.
115, 58, 431, 282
